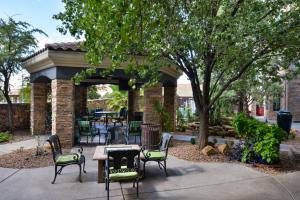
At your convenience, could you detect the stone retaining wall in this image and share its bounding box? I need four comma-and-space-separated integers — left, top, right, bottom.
0, 103, 30, 132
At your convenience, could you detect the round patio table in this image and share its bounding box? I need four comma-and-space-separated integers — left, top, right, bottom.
94, 111, 118, 129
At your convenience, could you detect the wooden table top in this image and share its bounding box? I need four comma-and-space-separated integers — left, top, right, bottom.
93, 144, 142, 160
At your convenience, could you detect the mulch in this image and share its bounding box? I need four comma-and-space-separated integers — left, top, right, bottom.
169, 141, 300, 175
169, 141, 231, 163
0, 148, 54, 169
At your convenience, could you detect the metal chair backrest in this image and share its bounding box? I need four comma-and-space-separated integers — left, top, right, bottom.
159, 133, 173, 157
119, 107, 127, 118
128, 121, 143, 133
107, 149, 140, 170
47, 135, 62, 162
122, 109, 128, 118
94, 108, 103, 118
78, 121, 91, 133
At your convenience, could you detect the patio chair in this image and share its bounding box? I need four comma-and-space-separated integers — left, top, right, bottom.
113, 107, 128, 126
78, 120, 100, 144
107, 126, 126, 144
105, 149, 141, 199
47, 135, 86, 184
105, 149, 141, 200
125, 121, 143, 144
141, 133, 173, 177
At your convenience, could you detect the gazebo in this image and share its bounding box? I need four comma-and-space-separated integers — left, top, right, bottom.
23, 42, 181, 148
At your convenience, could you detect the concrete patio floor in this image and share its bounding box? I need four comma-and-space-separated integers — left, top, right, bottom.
0, 146, 299, 200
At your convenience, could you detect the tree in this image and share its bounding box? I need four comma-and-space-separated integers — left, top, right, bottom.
19, 83, 31, 103
55, 1, 300, 149
230, 63, 284, 114
105, 85, 128, 111
87, 85, 101, 99
19, 76, 31, 103
0, 17, 46, 133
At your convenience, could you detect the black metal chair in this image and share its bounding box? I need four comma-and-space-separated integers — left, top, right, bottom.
47, 135, 86, 184
107, 126, 126, 144
141, 133, 173, 177
78, 120, 100, 144
125, 121, 143, 144
113, 107, 128, 126
105, 149, 141, 200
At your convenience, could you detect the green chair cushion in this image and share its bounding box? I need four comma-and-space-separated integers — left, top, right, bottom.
109, 170, 138, 181
56, 153, 80, 164
146, 151, 165, 161
128, 132, 141, 136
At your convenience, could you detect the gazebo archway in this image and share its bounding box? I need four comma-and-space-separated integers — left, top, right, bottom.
23, 42, 181, 148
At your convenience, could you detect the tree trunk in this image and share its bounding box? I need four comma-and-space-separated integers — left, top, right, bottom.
238, 91, 244, 113
4, 93, 14, 134
198, 108, 209, 149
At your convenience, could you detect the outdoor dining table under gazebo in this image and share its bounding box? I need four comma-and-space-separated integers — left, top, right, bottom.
94, 110, 118, 128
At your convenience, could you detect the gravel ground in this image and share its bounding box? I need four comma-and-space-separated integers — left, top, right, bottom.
169, 141, 300, 175
169, 141, 231, 163
0, 148, 53, 169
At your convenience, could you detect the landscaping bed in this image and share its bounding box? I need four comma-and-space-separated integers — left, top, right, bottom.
0, 148, 53, 169
169, 140, 300, 175
0, 130, 33, 144
169, 141, 231, 163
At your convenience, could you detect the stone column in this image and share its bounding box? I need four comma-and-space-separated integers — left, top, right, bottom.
128, 89, 140, 121
51, 80, 75, 148
75, 86, 87, 118
164, 85, 177, 131
288, 77, 300, 121
30, 83, 48, 135
143, 84, 162, 125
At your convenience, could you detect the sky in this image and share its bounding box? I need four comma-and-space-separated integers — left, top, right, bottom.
1, 0, 190, 89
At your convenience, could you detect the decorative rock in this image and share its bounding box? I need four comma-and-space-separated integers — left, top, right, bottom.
201, 145, 217, 156
217, 144, 229, 155
222, 125, 234, 131
43, 143, 52, 150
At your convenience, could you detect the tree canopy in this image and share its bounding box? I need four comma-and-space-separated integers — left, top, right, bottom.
55, 0, 300, 148
87, 85, 101, 99
0, 17, 46, 133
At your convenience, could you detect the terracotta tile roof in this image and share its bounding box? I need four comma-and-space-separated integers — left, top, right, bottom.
45, 42, 83, 51
22, 41, 149, 62
23, 42, 84, 61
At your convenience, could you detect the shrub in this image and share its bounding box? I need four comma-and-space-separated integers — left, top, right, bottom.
153, 100, 173, 132
190, 138, 196, 145
0, 131, 11, 143
232, 113, 287, 164
176, 108, 187, 132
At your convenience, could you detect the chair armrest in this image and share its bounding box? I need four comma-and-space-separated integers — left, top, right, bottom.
141, 145, 160, 158
78, 146, 83, 154
141, 144, 160, 151
67, 153, 80, 162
